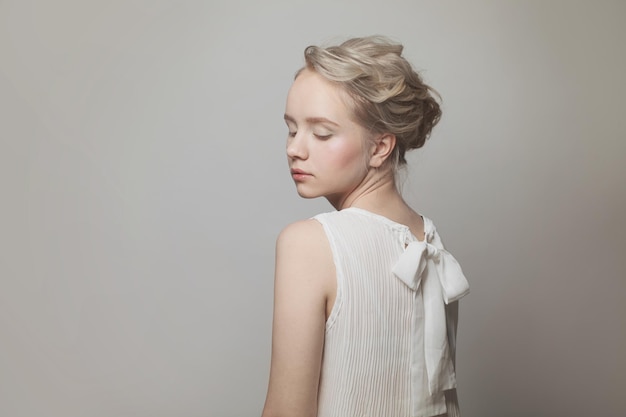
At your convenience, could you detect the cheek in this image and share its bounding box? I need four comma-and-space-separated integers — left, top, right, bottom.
325, 138, 366, 170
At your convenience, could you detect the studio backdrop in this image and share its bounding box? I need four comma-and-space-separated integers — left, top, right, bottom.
1, 1, 624, 416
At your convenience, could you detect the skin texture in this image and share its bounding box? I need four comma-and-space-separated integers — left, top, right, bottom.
262, 69, 428, 417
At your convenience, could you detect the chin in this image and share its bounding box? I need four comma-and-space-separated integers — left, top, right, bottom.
295, 190, 321, 199
294, 185, 323, 200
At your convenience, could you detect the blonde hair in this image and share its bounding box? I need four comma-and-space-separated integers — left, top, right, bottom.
300, 36, 441, 166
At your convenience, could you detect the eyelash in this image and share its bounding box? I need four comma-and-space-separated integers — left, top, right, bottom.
286, 131, 332, 140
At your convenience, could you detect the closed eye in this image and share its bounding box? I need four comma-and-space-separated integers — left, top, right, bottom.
314, 134, 332, 140
288, 131, 297, 137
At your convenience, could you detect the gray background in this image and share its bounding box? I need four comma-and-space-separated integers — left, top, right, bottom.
1, 1, 624, 416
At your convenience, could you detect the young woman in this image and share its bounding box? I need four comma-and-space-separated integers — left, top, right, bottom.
262, 36, 470, 417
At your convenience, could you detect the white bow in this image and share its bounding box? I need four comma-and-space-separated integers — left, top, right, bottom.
392, 240, 470, 395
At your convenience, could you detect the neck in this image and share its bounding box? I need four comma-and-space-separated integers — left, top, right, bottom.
328, 167, 405, 212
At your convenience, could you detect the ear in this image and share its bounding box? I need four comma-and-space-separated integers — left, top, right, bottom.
369, 133, 396, 168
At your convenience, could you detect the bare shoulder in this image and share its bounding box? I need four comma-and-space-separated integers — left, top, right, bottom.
276, 218, 327, 247
276, 219, 332, 264
275, 219, 334, 293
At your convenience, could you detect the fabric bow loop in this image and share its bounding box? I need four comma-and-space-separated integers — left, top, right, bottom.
392, 241, 434, 290
392, 241, 469, 303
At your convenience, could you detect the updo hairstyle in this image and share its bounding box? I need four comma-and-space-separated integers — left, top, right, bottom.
301, 36, 441, 166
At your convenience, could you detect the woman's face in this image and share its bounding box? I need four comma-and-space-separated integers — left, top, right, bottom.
284, 69, 371, 207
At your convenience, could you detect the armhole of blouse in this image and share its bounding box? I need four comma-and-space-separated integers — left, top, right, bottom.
312, 216, 343, 332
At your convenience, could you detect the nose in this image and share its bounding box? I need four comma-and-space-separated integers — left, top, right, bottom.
286, 133, 308, 160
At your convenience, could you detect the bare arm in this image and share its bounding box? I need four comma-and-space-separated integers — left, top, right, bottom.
262, 220, 334, 417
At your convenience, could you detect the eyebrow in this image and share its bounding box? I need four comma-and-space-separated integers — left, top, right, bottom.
283, 114, 340, 127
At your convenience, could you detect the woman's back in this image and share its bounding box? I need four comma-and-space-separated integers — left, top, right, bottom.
315, 208, 463, 417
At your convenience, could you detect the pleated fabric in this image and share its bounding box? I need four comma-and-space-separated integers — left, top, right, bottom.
314, 208, 467, 417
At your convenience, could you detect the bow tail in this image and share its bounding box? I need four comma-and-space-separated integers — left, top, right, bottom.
423, 263, 457, 395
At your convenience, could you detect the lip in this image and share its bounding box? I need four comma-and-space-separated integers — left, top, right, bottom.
290, 168, 312, 181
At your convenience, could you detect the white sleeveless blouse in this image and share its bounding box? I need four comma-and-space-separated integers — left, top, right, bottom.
313, 208, 470, 417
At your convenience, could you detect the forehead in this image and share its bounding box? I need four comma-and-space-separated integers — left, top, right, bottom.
285, 69, 354, 123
